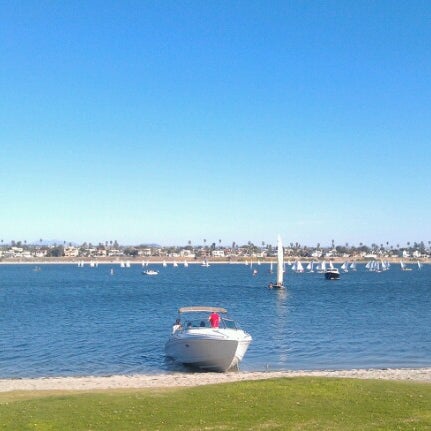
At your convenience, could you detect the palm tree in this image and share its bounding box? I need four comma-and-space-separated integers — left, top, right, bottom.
218, 239, 222, 248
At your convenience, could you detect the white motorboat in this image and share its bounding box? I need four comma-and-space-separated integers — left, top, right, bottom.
165, 306, 252, 372
143, 269, 159, 275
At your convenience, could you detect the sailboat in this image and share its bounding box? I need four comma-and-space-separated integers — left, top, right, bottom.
417, 261, 423, 270
268, 236, 285, 289
400, 261, 412, 271
340, 262, 349, 272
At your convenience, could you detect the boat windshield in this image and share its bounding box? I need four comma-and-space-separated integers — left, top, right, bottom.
182, 316, 238, 330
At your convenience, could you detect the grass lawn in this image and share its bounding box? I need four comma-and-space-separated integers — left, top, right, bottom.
0, 377, 430, 430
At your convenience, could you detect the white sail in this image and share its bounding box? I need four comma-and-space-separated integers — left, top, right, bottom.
349, 262, 357, 271
276, 235, 284, 286
418, 261, 422, 270
296, 261, 304, 273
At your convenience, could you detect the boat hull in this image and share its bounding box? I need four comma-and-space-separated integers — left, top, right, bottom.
325, 271, 340, 280
165, 329, 252, 372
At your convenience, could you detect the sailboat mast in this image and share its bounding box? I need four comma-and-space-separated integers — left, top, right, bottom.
276, 236, 284, 285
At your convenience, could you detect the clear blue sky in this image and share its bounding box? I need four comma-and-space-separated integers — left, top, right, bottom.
1, 1, 430, 247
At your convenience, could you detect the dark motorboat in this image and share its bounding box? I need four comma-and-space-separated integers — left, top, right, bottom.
325, 268, 340, 280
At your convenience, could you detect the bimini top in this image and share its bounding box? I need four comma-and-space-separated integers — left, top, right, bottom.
178, 306, 228, 314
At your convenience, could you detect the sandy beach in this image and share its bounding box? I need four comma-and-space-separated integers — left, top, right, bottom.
1, 368, 430, 393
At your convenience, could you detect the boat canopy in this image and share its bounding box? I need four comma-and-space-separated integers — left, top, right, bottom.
179, 306, 228, 314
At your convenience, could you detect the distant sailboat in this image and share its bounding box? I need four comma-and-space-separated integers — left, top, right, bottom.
173, 261, 178, 267
417, 261, 423, 270
349, 262, 357, 271
340, 262, 349, 272
400, 261, 412, 271
269, 261, 273, 274
268, 235, 285, 289
316, 261, 326, 273
184, 260, 189, 267
306, 261, 314, 273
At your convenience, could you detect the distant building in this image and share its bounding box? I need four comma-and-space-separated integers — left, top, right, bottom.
212, 250, 225, 258
180, 249, 195, 258
64, 247, 79, 257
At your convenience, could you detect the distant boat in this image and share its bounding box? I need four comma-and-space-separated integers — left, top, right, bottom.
340, 262, 349, 272
143, 269, 159, 276
306, 261, 314, 273
125, 261, 131, 268
162, 261, 167, 267
201, 259, 210, 267
316, 261, 326, 273
184, 260, 189, 267
417, 261, 423, 270
400, 261, 412, 271
268, 235, 285, 289
292, 260, 304, 273
173, 261, 178, 267
110, 268, 114, 276
269, 261, 273, 274
325, 267, 340, 280
381, 260, 390, 271
349, 262, 357, 271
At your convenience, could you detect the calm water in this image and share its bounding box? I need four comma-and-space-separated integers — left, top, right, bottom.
0, 263, 430, 378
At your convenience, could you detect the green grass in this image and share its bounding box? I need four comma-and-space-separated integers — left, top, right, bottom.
0, 378, 430, 430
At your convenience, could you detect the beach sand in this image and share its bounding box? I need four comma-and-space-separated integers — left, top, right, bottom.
1, 368, 430, 392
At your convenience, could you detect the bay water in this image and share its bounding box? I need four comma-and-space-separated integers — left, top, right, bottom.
0, 263, 430, 378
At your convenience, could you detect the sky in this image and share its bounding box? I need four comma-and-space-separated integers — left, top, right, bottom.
1, 1, 431, 247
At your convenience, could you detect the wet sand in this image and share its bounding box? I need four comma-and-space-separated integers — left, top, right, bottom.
1, 368, 430, 392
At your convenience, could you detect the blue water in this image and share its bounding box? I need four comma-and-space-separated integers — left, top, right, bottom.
0, 263, 430, 378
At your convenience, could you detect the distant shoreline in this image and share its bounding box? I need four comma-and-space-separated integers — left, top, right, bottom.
0, 368, 430, 392
0, 257, 429, 265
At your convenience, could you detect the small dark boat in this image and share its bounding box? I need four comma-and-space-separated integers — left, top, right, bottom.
325, 268, 340, 280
